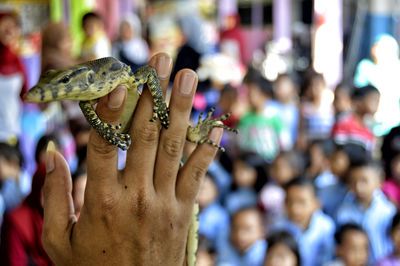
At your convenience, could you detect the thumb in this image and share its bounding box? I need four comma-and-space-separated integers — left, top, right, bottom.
42, 141, 75, 261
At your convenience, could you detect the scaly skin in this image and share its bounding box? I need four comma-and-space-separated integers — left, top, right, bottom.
24, 57, 237, 266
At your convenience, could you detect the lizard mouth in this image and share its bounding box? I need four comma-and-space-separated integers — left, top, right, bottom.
23, 86, 43, 103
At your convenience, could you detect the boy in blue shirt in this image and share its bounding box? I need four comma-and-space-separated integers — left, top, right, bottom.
217, 207, 267, 266
336, 160, 396, 263
270, 177, 336, 266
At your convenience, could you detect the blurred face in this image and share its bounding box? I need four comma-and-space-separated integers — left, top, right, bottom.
349, 167, 381, 205
391, 155, 400, 181
334, 89, 352, 115
120, 21, 133, 41
330, 150, 350, 178
309, 144, 325, 174
0, 16, 20, 47
196, 250, 214, 266
338, 231, 369, 266
264, 243, 297, 266
233, 160, 257, 188
362, 92, 380, 115
196, 175, 218, 208
274, 77, 295, 103
286, 186, 318, 229
231, 210, 264, 253
306, 77, 325, 102
270, 156, 295, 186
247, 83, 266, 110
83, 18, 101, 37
391, 224, 400, 254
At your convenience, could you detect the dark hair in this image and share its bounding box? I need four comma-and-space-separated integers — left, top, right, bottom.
198, 233, 216, 255
335, 82, 353, 96
284, 177, 316, 195
349, 159, 382, 175
351, 85, 379, 100
244, 68, 273, 97
310, 139, 335, 158
0, 11, 20, 26
0, 142, 23, 167
335, 223, 367, 245
334, 143, 370, 167
266, 230, 300, 266
275, 150, 305, 176
82, 12, 102, 26
391, 211, 400, 232
35, 134, 59, 164
232, 207, 263, 224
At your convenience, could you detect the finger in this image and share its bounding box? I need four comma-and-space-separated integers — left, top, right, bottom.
42, 141, 74, 262
176, 127, 223, 202
85, 85, 126, 196
154, 69, 197, 195
124, 53, 172, 188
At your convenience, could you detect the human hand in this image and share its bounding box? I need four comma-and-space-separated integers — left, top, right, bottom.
42, 53, 223, 265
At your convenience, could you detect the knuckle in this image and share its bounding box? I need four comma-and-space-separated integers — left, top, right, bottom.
98, 193, 119, 228
191, 164, 207, 183
162, 135, 184, 159
130, 187, 151, 222
88, 133, 116, 158
41, 229, 59, 250
134, 123, 159, 146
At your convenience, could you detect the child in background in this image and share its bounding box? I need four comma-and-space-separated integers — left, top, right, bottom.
376, 211, 400, 265
217, 207, 267, 266
307, 139, 336, 188
383, 154, 400, 206
273, 73, 300, 148
270, 177, 336, 266
326, 224, 369, 266
333, 83, 353, 120
336, 161, 395, 263
224, 152, 261, 215
332, 85, 380, 154
80, 12, 111, 61
196, 234, 216, 266
319, 144, 367, 218
197, 174, 230, 251
238, 69, 288, 162
259, 150, 305, 227
297, 71, 334, 150
264, 230, 300, 266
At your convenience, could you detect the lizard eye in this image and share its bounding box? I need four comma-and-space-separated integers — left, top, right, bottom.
88, 73, 95, 84
60, 76, 70, 83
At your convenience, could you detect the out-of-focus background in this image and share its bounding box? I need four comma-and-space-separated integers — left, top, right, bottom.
1, 0, 400, 265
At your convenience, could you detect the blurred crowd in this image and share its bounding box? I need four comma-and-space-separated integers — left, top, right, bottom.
1, 6, 400, 266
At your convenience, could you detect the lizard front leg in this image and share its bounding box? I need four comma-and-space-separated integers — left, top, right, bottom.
79, 100, 131, 150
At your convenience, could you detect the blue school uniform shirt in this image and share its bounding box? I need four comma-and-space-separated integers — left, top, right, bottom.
336, 189, 396, 263
217, 239, 267, 266
270, 210, 336, 266
224, 188, 258, 215
199, 202, 230, 251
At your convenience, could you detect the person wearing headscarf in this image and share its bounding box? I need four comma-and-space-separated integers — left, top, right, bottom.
0, 11, 27, 145
112, 13, 150, 72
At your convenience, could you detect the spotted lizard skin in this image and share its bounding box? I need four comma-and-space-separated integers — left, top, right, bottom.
24, 57, 237, 266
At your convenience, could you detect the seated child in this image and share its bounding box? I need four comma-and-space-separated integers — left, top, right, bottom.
197, 174, 230, 251
259, 150, 305, 227
217, 207, 267, 266
80, 12, 111, 60
224, 152, 260, 215
264, 230, 300, 266
270, 177, 336, 266
375, 211, 400, 265
333, 83, 352, 120
336, 160, 396, 263
325, 223, 369, 266
383, 153, 400, 206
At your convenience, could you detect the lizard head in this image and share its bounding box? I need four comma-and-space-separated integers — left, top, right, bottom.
24, 57, 127, 103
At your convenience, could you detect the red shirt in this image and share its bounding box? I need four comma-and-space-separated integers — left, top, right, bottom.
331, 114, 375, 152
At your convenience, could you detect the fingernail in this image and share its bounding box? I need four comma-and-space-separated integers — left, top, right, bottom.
179, 72, 196, 95
209, 126, 223, 143
46, 141, 55, 173
108, 86, 126, 110
156, 55, 171, 79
